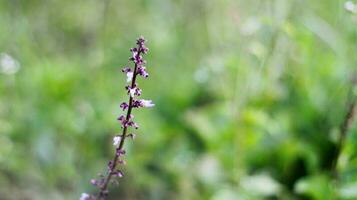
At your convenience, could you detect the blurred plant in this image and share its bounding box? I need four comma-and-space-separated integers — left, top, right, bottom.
81, 36, 154, 200
333, 78, 357, 178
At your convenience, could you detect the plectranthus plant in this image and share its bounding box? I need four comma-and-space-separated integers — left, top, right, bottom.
80, 36, 154, 200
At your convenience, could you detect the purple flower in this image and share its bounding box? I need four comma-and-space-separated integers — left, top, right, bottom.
137, 66, 149, 78
132, 99, 155, 108
120, 102, 129, 111
121, 67, 131, 73
132, 99, 142, 108
112, 170, 124, 178
117, 115, 125, 121
134, 88, 142, 96
116, 149, 126, 156
126, 121, 139, 129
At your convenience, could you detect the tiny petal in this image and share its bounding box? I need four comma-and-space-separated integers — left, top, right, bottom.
80, 193, 90, 200
112, 170, 124, 177
141, 99, 155, 108
126, 72, 133, 82
117, 171, 123, 177
132, 51, 137, 58
113, 136, 122, 146
129, 88, 136, 97
90, 179, 96, 185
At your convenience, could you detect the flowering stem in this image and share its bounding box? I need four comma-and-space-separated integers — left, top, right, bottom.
97, 64, 139, 199
81, 36, 154, 200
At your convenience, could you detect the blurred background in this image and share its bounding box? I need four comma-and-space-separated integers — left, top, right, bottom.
1, 0, 357, 199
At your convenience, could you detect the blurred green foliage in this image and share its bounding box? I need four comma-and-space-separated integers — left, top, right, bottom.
0, 0, 357, 199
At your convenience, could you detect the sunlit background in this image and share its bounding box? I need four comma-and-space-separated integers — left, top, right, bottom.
1, 0, 357, 199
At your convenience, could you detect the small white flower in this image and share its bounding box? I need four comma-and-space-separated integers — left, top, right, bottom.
141, 99, 155, 108
80, 193, 90, 200
0, 53, 20, 75
129, 88, 136, 97
113, 136, 122, 146
345, 1, 357, 13
126, 71, 133, 82
132, 51, 137, 58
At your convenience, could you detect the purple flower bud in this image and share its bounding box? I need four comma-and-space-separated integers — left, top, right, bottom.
108, 160, 114, 171
132, 99, 142, 108
121, 67, 131, 73
131, 99, 155, 108
141, 47, 149, 54
136, 36, 146, 46
135, 88, 142, 96
90, 179, 97, 186
112, 170, 124, 178
117, 115, 125, 121
118, 159, 126, 165
125, 121, 139, 129
137, 66, 149, 78
120, 102, 129, 111
116, 149, 126, 156
130, 47, 138, 52
122, 120, 128, 128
